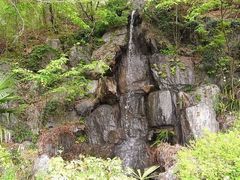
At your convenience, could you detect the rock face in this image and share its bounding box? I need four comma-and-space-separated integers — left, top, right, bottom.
69, 45, 90, 66
75, 99, 97, 117
150, 54, 195, 90
119, 93, 148, 138
37, 9, 221, 171
92, 27, 127, 66
147, 90, 177, 127
118, 54, 151, 93
86, 105, 120, 145
181, 84, 220, 142
33, 154, 50, 174
46, 38, 62, 50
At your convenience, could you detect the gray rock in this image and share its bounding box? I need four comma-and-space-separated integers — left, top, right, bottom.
33, 154, 50, 174
118, 54, 151, 93
92, 27, 127, 66
147, 90, 177, 127
87, 80, 99, 94
119, 93, 148, 138
132, 0, 146, 9
75, 98, 97, 117
150, 54, 195, 90
115, 138, 149, 169
46, 38, 62, 50
181, 84, 220, 142
69, 45, 91, 67
195, 84, 220, 108
185, 104, 219, 138
86, 105, 120, 145
158, 166, 177, 180
98, 77, 118, 104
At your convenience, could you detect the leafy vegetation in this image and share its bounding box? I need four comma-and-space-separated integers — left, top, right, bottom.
0, 144, 38, 180
144, 0, 240, 113
151, 129, 175, 147
129, 166, 159, 180
176, 114, 240, 179
13, 56, 109, 101
0, 0, 130, 52
36, 156, 134, 180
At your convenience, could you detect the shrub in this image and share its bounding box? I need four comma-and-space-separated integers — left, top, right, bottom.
24, 45, 60, 72
36, 156, 134, 180
0, 145, 16, 180
176, 115, 240, 179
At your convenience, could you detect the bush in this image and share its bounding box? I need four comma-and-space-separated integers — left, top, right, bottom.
0, 145, 16, 180
36, 156, 134, 180
24, 45, 60, 72
176, 115, 240, 179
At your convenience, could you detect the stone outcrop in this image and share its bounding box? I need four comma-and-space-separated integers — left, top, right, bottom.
86, 105, 120, 145
180, 84, 220, 142
92, 27, 127, 66
150, 54, 195, 90
46, 38, 62, 51
69, 45, 91, 66
118, 54, 152, 94
147, 90, 177, 127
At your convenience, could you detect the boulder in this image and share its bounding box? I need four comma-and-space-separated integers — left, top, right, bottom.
33, 154, 50, 174
69, 45, 91, 67
158, 166, 177, 180
195, 84, 220, 108
92, 27, 127, 66
150, 54, 195, 90
87, 80, 99, 94
181, 84, 220, 142
75, 98, 97, 117
115, 138, 149, 169
86, 105, 120, 145
147, 90, 177, 127
118, 54, 152, 93
46, 38, 62, 51
98, 77, 118, 104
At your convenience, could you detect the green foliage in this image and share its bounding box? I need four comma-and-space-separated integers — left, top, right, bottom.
129, 166, 159, 180
151, 130, 175, 147
11, 123, 37, 143
0, 145, 16, 180
0, 144, 37, 180
176, 115, 240, 179
215, 86, 240, 115
36, 156, 135, 180
0, 75, 16, 113
24, 45, 60, 72
13, 55, 109, 100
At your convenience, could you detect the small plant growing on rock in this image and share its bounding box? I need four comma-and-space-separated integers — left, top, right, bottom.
151, 129, 175, 147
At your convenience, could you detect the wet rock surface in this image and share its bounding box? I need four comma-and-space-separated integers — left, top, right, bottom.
115, 138, 149, 169
119, 93, 148, 138
118, 54, 152, 93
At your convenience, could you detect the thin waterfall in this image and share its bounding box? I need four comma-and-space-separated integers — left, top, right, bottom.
128, 10, 136, 62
